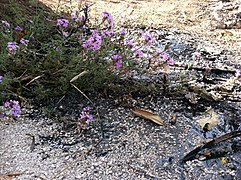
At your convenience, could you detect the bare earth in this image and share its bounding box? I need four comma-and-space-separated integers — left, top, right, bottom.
40, 0, 241, 51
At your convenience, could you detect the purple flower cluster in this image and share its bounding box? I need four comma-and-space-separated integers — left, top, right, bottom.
112, 54, 122, 60
126, 40, 134, 48
7, 38, 29, 55
120, 30, 126, 36
7, 42, 20, 54
57, 18, 69, 28
101, 29, 115, 37
83, 30, 102, 51
134, 49, 144, 58
71, 12, 78, 20
78, 106, 94, 129
20, 38, 29, 46
15, 26, 23, 31
159, 51, 175, 65
5, 24, 29, 54
142, 32, 155, 45
102, 11, 115, 29
1, 100, 21, 117
112, 54, 123, 69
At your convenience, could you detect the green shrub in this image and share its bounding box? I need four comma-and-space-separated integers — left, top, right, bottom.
0, 1, 175, 102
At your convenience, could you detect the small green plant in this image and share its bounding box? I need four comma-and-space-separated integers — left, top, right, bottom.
0, 1, 175, 123
78, 106, 94, 129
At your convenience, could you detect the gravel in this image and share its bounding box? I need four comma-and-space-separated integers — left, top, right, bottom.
1, 94, 240, 180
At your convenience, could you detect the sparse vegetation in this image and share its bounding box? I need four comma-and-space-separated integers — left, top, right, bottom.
0, 0, 175, 126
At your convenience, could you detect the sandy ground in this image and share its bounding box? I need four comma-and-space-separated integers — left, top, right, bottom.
1, 96, 240, 179
39, 0, 241, 51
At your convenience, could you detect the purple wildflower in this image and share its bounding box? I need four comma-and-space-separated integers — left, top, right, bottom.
112, 55, 123, 69
3, 100, 21, 117
4, 101, 10, 108
82, 43, 88, 49
167, 58, 175, 65
115, 60, 122, 69
7, 42, 19, 49
71, 13, 77, 20
86, 115, 94, 125
106, 30, 115, 36
161, 52, 170, 61
102, 11, 115, 29
83, 106, 92, 112
101, 29, 115, 37
57, 18, 69, 28
12, 100, 21, 115
9, 100, 21, 117
112, 54, 123, 60
78, 106, 94, 129
126, 40, 134, 48
83, 30, 102, 51
20, 38, 29, 46
80, 113, 87, 119
15, 26, 23, 31
81, 113, 93, 121
101, 30, 108, 37
120, 30, 126, 35
142, 32, 155, 45
160, 51, 175, 65
134, 49, 144, 58
7, 42, 20, 54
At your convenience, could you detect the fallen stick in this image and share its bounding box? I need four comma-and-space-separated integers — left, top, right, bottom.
180, 130, 241, 163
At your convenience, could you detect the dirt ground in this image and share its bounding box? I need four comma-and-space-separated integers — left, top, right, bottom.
1, 1, 241, 179
39, 0, 241, 51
